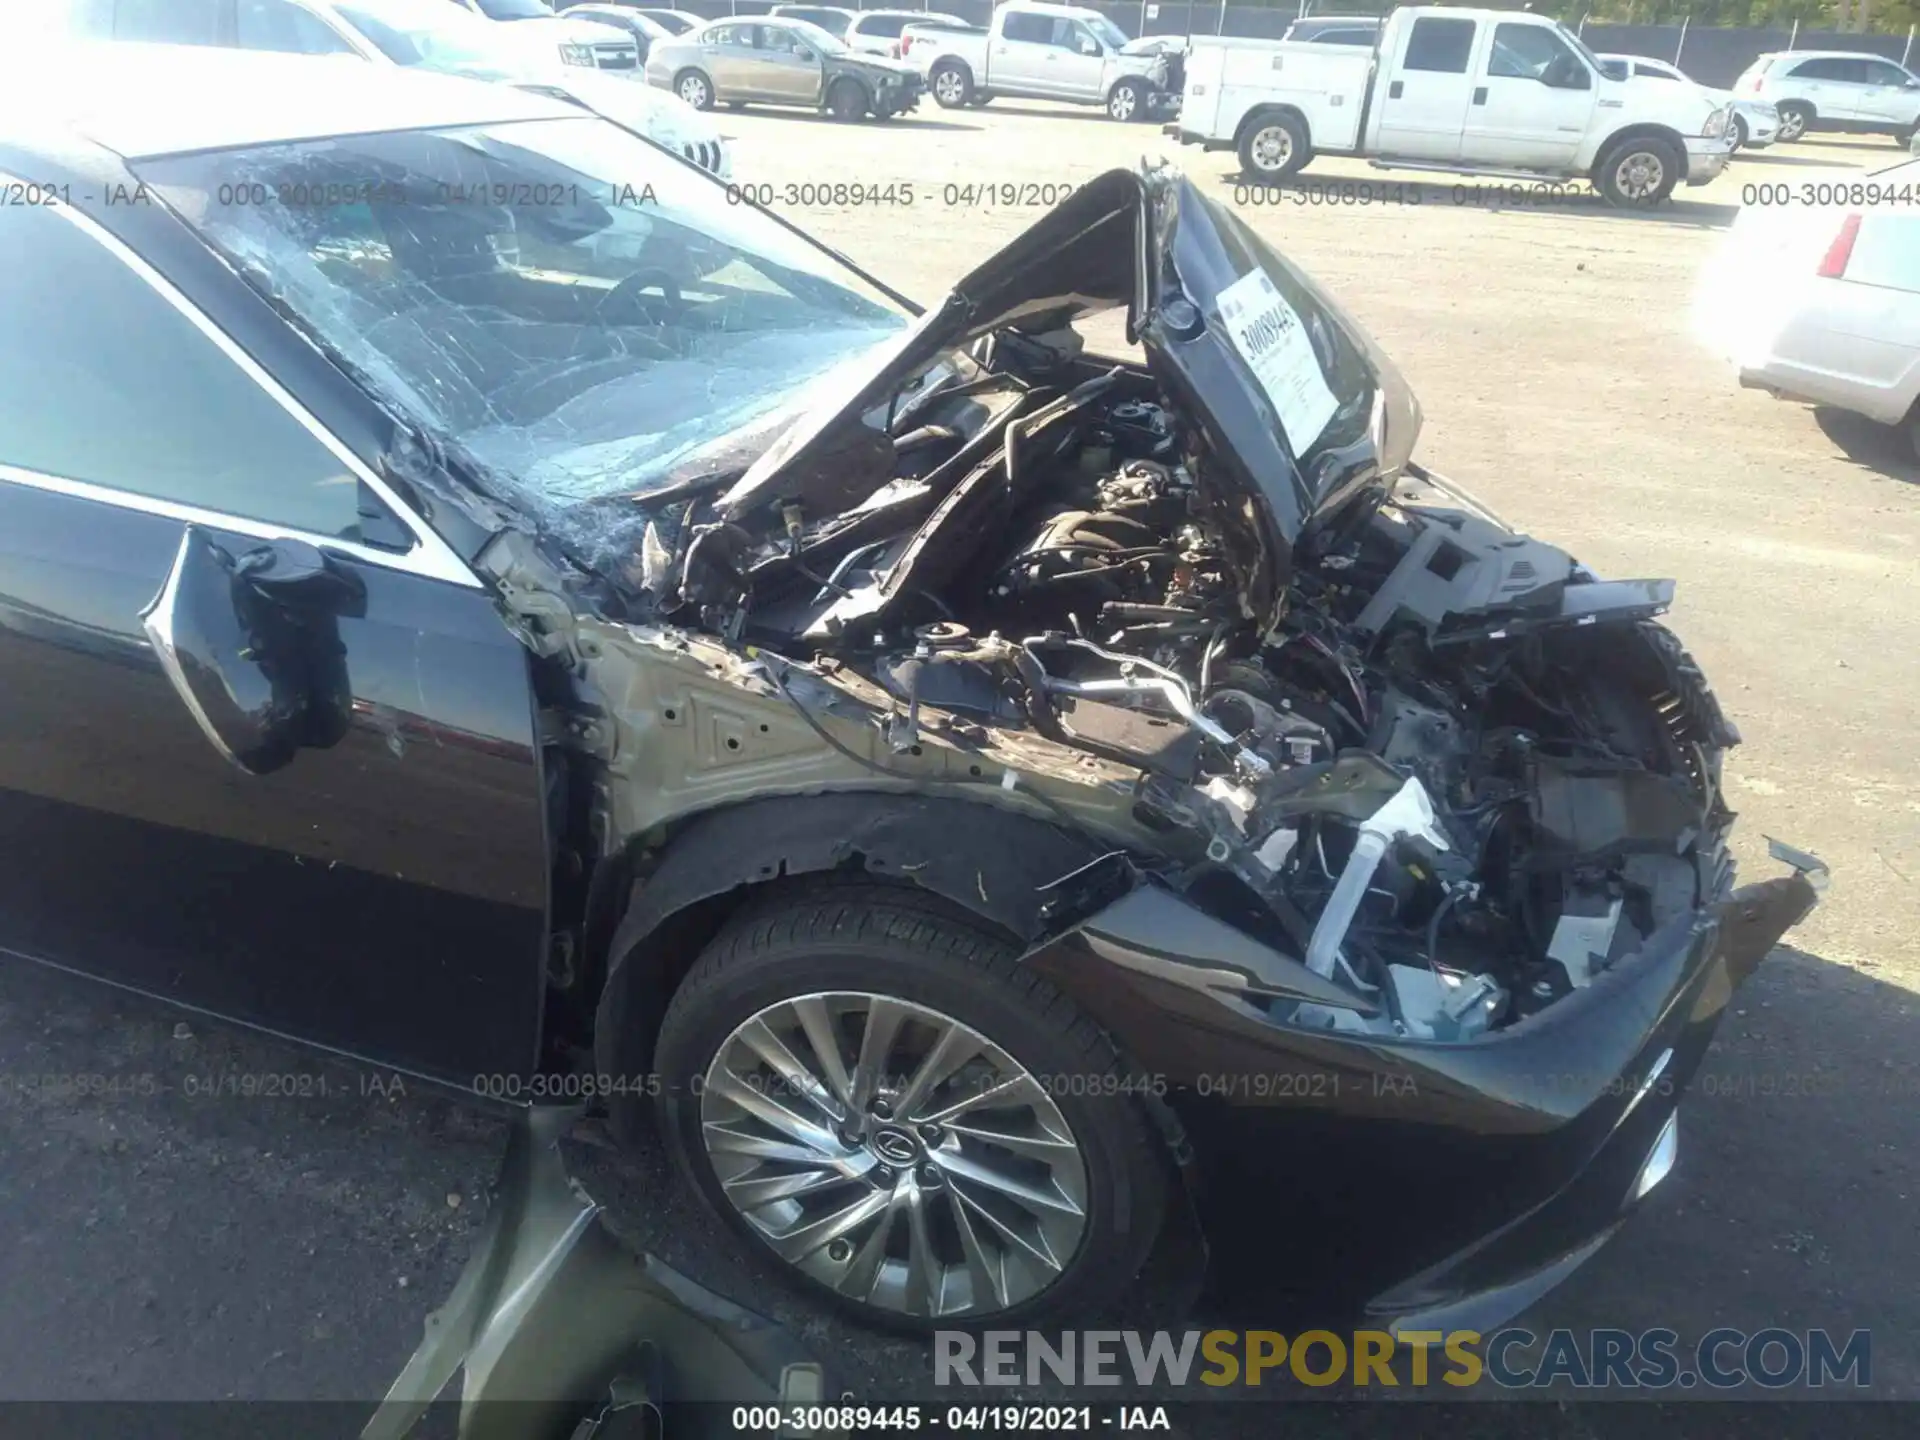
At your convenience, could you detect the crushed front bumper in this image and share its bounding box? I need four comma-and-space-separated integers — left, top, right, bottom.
1685, 135, 1736, 184
1021, 842, 1826, 1330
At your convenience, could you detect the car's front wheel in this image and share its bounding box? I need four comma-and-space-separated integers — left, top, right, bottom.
675, 69, 715, 111
827, 78, 870, 122
1729, 113, 1748, 151
1596, 136, 1682, 207
1107, 78, 1148, 123
651, 883, 1169, 1329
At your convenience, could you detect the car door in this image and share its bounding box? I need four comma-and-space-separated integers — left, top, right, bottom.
704, 23, 756, 97
1054, 20, 1111, 101
1463, 21, 1596, 168
1374, 14, 1478, 160
0, 192, 551, 1085
1855, 58, 1920, 126
1787, 57, 1861, 120
993, 11, 1060, 94
755, 24, 827, 105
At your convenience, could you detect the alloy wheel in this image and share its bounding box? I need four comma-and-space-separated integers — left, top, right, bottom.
679, 75, 710, 109
1250, 124, 1293, 173
698, 991, 1089, 1319
1777, 108, 1807, 141
1612, 149, 1666, 202
1109, 86, 1136, 122
933, 68, 966, 106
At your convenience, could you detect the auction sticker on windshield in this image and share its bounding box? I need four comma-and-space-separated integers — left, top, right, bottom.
1216, 270, 1338, 453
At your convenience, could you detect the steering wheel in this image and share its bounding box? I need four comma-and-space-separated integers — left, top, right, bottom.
596, 267, 685, 326
555, 265, 686, 370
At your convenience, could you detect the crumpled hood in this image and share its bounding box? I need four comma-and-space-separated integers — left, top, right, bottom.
841, 55, 921, 82
722, 165, 1420, 618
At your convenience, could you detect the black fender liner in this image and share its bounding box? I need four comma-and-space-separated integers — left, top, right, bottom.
590, 792, 1104, 1090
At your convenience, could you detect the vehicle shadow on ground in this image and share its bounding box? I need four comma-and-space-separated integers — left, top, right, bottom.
1814, 406, 1919, 485
972, 102, 1130, 125
734, 109, 983, 133
1733, 148, 1878, 169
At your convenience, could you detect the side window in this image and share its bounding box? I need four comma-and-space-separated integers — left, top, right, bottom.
706, 24, 735, 45
1402, 17, 1475, 74
236, 0, 359, 55
1001, 13, 1051, 44
1065, 21, 1100, 51
1795, 58, 1861, 83
113, 0, 222, 44
860, 16, 909, 39
1488, 24, 1571, 81
0, 203, 368, 542
1863, 60, 1911, 86
1636, 62, 1679, 82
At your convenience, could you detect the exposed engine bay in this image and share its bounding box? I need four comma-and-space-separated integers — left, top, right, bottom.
632, 349, 1739, 1042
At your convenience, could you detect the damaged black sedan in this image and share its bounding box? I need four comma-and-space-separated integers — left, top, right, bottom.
0, 49, 1823, 1338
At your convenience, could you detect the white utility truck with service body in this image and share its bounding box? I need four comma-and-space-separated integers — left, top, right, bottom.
1172, 6, 1734, 206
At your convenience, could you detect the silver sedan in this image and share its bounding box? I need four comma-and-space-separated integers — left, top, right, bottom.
646, 17, 924, 121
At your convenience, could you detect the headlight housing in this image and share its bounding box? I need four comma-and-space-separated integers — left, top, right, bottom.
1704, 104, 1730, 139
558, 43, 595, 67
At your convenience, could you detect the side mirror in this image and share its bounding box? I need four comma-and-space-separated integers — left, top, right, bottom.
1544, 54, 1590, 90
140, 529, 366, 776
795, 45, 816, 60
1078, 37, 1101, 57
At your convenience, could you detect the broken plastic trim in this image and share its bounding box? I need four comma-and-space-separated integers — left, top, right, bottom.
363, 1107, 824, 1440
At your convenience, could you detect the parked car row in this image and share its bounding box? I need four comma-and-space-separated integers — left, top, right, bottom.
16, 0, 731, 174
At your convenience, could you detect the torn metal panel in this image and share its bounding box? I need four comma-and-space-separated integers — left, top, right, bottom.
364, 1107, 824, 1440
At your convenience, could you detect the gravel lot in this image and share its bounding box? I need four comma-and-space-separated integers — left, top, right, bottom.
4, 99, 1918, 1432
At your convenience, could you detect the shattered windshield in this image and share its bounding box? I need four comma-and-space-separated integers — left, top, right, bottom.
137, 117, 909, 521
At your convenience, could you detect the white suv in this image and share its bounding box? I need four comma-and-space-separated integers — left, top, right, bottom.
1736, 50, 1920, 144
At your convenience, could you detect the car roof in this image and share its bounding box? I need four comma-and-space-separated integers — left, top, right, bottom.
0, 42, 574, 162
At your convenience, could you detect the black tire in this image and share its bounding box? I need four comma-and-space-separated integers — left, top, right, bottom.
1729, 113, 1748, 151
1907, 406, 1920, 466
1775, 102, 1812, 143
1106, 78, 1149, 123
968, 92, 992, 107
651, 882, 1169, 1331
827, 77, 869, 122
1595, 135, 1683, 208
674, 69, 715, 112
930, 60, 972, 109
1897, 122, 1919, 149
1236, 110, 1310, 182
725, 101, 747, 111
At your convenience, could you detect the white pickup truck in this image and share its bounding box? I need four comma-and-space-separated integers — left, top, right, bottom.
1172, 7, 1734, 206
906, 1, 1180, 122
